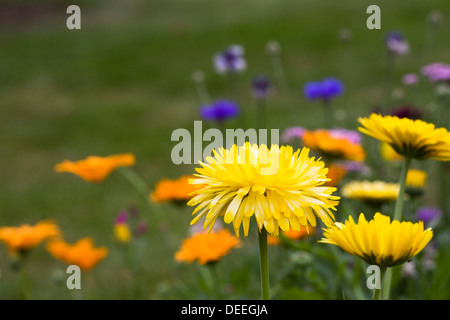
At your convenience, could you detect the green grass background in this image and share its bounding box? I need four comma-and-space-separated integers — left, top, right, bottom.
0, 0, 449, 299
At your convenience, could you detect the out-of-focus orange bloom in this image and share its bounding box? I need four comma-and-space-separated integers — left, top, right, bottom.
302, 130, 366, 161
151, 175, 204, 204
0, 220, 60, 254
268, 225, 315, 245
47, 237, 108, 271
175, 229, 240, 265
325, 163, 347, 187
54, 153, 135, 183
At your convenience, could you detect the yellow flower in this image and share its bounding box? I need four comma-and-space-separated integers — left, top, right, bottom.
320, 212, 433, 268
47, 237, 108, 271
188, 143, 340, 237
150, 175, 203, 204
175, 229, 241, 265
358, 113, 450, 161
114, 224, 131, 243
302, 130, 366, 161
0, 220, 60, 254
341, 180, 399, 204
268, 225, 315, 245
54, 153, 135, 183
406, 169, 427, 188
380, 142, 403, 161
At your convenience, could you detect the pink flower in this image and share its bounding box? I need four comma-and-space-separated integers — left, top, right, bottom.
421, 63, 450, 82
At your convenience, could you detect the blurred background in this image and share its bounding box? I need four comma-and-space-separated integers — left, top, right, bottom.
0, 0, 449, 299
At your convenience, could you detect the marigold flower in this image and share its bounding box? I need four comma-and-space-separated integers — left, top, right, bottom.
380, 142, 403, 161
151, 175, 204, 204
325, 163, 347, 187
0, 220, 60, 254
302, 129, 366, 162
320, 212, 433, 269
358, 114, 450, 161
268, 225, 315, 245
406, 169, 427, 188
47, 237, 108, 271
175, 229, 241, 265
341, 180, 399, 204
188, 143, 340, 237
54, 153, 136, 183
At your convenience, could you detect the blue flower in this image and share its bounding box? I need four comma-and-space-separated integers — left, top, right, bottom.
385, 30, 409, 55
200, 99, 240, 123
213, 45, 247, 74
303, 77, 344, 102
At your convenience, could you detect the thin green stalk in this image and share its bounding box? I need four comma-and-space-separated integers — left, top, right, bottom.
258, 228, 270, 300
373, 267, 387, 300
256, 98, 266, 130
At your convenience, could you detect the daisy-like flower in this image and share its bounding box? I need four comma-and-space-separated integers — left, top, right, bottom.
320, 212, 433, 269
380, 142, 403, 161
341, 180, 399, 205
358, 114, 450, 161
406, 169, 427, 189
54, 153, 136, 183
188, 142, 340, 237
0, 220, 60, 255
175, 229, 240, 265
150, 175, 204, 204
47, 237, 108, 271
302, 129, 366, 162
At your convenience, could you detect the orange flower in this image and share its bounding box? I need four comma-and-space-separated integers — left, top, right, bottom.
151, 175, 203, 204
47, 237, 108, 271
175, 229, 240, 265
302, 130, 366, 161
325, 163, 347, 187
0, 220, 60, 254
268, 225, 315, 245
54, 153, 135, 183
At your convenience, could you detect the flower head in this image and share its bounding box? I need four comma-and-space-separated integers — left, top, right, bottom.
47, 237, 108, 271
213, 45, 247, 74
304, 77, 344, 102
251, 75, 272, 99
188, 143, 340, 237
341, 180, 399, 205
175, 229, 240, 265
385, 31, 409, 55
402, 73, 419, 86
358, 113, 450, 161
415, 207, 441, 226
320, 212, 433, 268
302, 129, 366, 162
200, 99, 240, 123
268, 225, 315, 245
150, 175, 204, 204
421, 62, 450, 82
281, 127, 306, 143
54, 153, 135, 183
0, 220, 60, 255
406, 169, 427, 189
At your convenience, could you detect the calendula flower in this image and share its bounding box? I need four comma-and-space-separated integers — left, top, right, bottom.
380, 142, 403, 161
302, 129, 366, 162
341, 180, 399, 205
188, 143, 340, 237
325, 163, 347, 187
358, 114, 450, 161
0, 220, 60, 255
54, 153, 136, 183
406, 169, 427, 188
320, 212, 433, 269
150, 175, 203, 204
47, 237, 108, 271
268, 225, 315, 245
175, 229, 241, 265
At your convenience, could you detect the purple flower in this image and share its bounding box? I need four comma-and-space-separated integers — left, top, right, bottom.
328, 128, 362, 144
213, 45, 247, 74
251, 75, 271, 99
390, 105, 422, 120
281, 127, 306, 143
115, 211, 128, 225
385, 31, 409, 55
304, 77, 344, 102
200, 99, 240, 123
415, 207, 441, 226
421, 62, 450, 82
402, 73, 419, 85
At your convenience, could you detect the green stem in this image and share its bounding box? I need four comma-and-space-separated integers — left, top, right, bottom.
373, 267, 387, 300
256, 98, 266, 130
258, 228, 270, 300
393, 156, 412, 221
